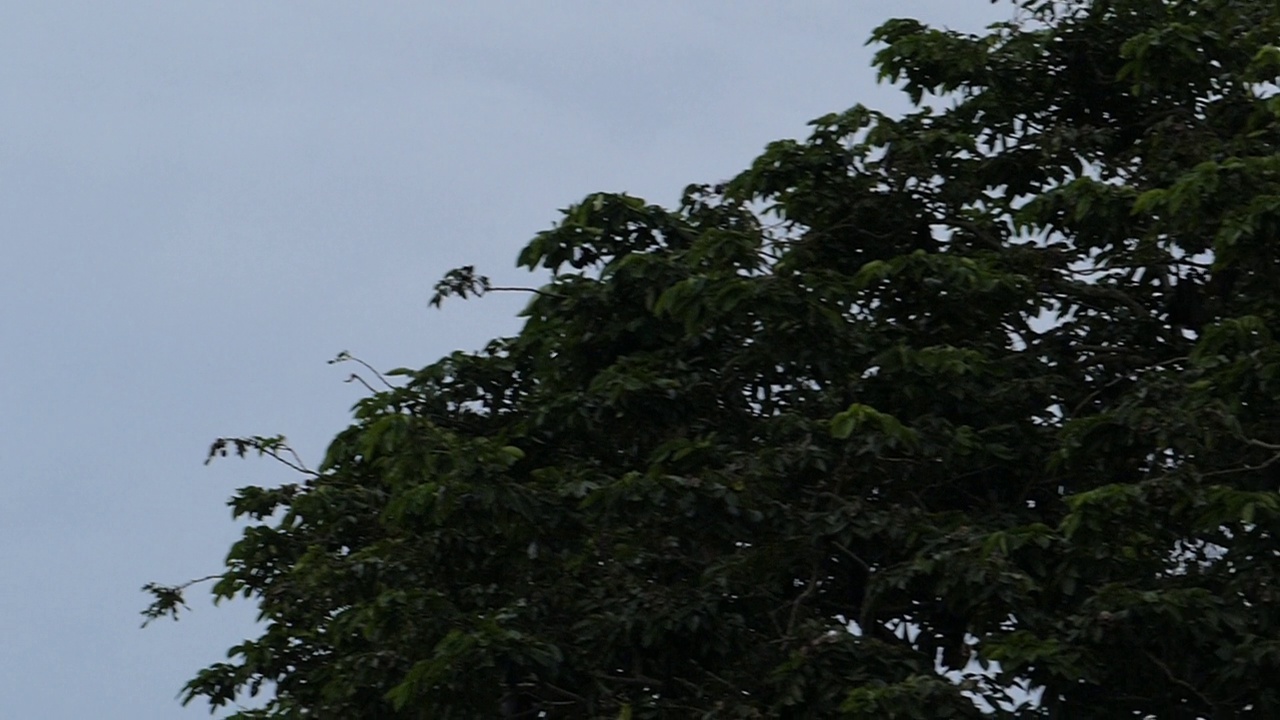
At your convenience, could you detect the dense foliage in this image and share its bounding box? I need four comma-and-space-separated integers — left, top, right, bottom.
148, 0, 1280, 717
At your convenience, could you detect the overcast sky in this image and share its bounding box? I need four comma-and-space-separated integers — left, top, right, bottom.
0, 2, 1011, 717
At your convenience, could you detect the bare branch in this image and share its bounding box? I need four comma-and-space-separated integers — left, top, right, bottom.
785, 565, 822, 644
330, 351, 395, 389
1198, 450, 1280, 479
344, 373, 378, 395
485, 285, 566, 300
206, 436, 318, 477
831, 540, 871, 573
1144, 650, 1216, 712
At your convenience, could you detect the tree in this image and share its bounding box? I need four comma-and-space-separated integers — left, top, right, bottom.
146, 0, 1280, 716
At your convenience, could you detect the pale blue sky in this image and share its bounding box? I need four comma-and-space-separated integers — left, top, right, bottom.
0, 2, 1008, 716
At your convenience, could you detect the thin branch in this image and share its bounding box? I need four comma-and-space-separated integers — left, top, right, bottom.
207, 436, 319, 477
1048, 279, 1151, 318
591, 672, 664, 688
1144, 650, 1216, 712
785, 565, 821, 644
261, 444, 317, 477
831, 541, 871, 573
344, 373, 378, 395
486, 285, 566, 300
1198, 451, 1280, 479
330, 351, 395, 389
696, 666, 739, 693
281, 445, 313, 475
539, 682, 588, 705
169, 574, 222, 592
1065, 355, 1187, 419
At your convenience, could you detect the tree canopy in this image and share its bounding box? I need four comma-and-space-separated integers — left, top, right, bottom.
147, 0, 1280, 717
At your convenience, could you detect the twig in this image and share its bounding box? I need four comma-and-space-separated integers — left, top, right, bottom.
1064, 355, 1187, 419
168, 574, 221, 591
344, 373, 378, 394
259, 443, 316, 477
1198, 451, 1280, 479
785, 565, 821, 643
487, 285, 566, 299
831, 541, 871, 573
540, 682, 588, 705
591, 672, 664, 688
1144, 650, 1215, 712
280, 445, 313, 475
206, 436, 318, 477
330, 351, 395, 389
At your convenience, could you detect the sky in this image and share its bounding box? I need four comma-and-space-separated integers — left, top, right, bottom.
1, 2, 1011, 717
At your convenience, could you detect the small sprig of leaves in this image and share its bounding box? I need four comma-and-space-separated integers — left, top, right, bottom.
429, 264, 564, 308
205, 435, 316, 476
429, 265, 491, 307
140, 575, 220, 628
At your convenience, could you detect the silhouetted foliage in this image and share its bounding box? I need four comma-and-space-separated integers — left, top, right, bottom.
149, 1, 1280, 716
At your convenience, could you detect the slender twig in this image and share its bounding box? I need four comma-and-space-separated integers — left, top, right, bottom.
540, 682, 588, 705
1144, 650, 1215, 712
257, 441, 317, 477
349, 354, 395, 388
785, 565, 821, 643
1065, 355, 1187, 419
1048, 278, 1151, 317
280, 445, 313, 475
831, 541, 871, 573
330, 351, 397, 389
1198, 451, 1280, 479
591, 672, 664, 688
698, 667, 738, 692
206, 437, 318, 476
486, 285, 566, 299
171, 574, 222, 591
344, 373, 378, 394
